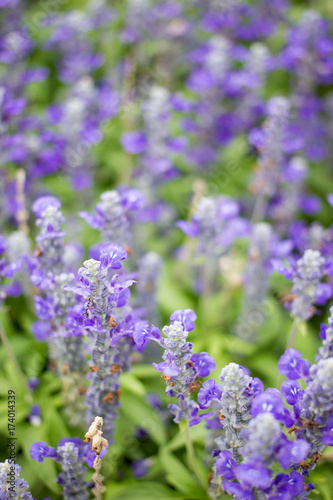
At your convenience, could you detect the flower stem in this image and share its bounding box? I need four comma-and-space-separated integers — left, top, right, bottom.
92, 456, 106, 500
183, 423, 206, 489
287, 318, 300, 350
251, 194, 266, 224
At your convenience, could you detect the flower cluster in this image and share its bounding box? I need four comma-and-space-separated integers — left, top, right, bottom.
0, 460, 33, 499
274, 249, 333, 321
2, 0, 333, 498
134, 309, 215, 425
68, 245, 136, 440
279, 341, 333, 467
205, 364, 262, 459
177, 196, 249, 259
221, 412, 313, 500
30, 437, 102, 500
79, 188, 144, 248
30, 196, 86, 423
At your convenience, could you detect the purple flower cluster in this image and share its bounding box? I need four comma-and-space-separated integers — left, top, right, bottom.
30, 196, 86, 424
68, 245, 137, 440
279, 337, 333, 468
177, 196, 249, 259
79, 188, 144, 248
198, 361, 263, 490
220, 411, 312, 500
0, 460, 33, 500
273, 249, 333, 321
134, 309, 215, 425
2, 0, 333, 498
30, 437, 106, 499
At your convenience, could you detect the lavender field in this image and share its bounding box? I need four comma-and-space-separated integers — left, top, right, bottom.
1, 0, 333, 499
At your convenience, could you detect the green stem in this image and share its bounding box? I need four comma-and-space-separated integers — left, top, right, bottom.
183, 423, 206, 489
0, 320, 30, 394
199, 261, 211, 333
287, 318, 300, 350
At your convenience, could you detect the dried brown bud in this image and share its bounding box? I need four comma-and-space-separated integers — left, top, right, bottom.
101, 392, 114, 403
108, 316, 118, 328
188, 380, 201, 394
300, 460, 310, 470
84, 416, 104, 442
110, 363, 122, 374
89, 365, 99, 372
91, 432, 108, 455
310, 452, 322, 465
124, 245, 133, 256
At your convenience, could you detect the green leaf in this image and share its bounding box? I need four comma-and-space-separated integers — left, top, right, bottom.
165, 425, 207, 453
132, 364, 158, 379
107, 481, 185, 500
120, 391, 167, 446
159, 449, 206, 498
120, 372, 146, 396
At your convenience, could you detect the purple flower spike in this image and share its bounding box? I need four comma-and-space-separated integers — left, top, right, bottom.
133, 322, 162, 348
223, 481, 254, 500
251, 389, 293, 427
30, 442, 57, 463
281, 380, 302, 405
215, 451, 236, 480
191, 352, 216, 377
153, 352, 179, 377
322, 417, 333, 446
170, 309, 197, 332
34, 296, 53, 321
198, 379, 222, 409
100, 245, 127, 270
121, 130, 147, 154
278, 439, 310, 469
235, 462, 272, 489
32, 196, 61, 217
278, 348, 310, 380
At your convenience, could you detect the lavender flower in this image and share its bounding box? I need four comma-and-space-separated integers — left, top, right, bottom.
31, 196, 86, 425
0, 460, 33, 499
134, 309, 215, 425
30, 439, 90, 499
177, 196, 249, 259
222, 411, 311, 499
236, 222, 273, 339
211, 364, 263, 461
79, 188, 144, 248
70, 246, 135, 440
249, 96, 291, 222
290, 358, 333, 460
290, 250, 326, 320
202, 363, 264, 498
273, 249, 332, 321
